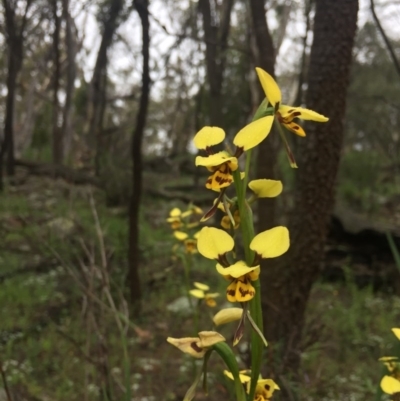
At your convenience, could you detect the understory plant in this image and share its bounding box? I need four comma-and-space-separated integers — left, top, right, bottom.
167, 67, 328, 401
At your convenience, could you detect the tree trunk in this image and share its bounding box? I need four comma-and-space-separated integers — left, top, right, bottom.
260, 0, 359, 375
0, 0, 31, 189
127, 0, 150, 309
86, 0, 124, 174
199, 0, 234, 126
52, 0, 63, 165
61, 0, 77, 159
248, 0, 277, 231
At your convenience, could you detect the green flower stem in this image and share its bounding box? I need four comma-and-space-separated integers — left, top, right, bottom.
233, 99, 273, 401
212, 342, 247, 401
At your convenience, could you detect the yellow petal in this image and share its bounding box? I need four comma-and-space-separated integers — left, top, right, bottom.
189, 289, 205, 299
193, 231, 201, 240
255, 67, 282, 107
233, 116, 274, 151
282, 121, 306, 137
195, 151, 237, 168
256, 379, 280, 398
169, 208, 181, 217
205, 297, 217, 307
221, 215, 232, 230
197, 331, 225, 347
193, 126, 225, 150
174, 231, 188, 241
167, 337, 205, 358
379, 357, 399, 362
213, 307, 243, 326
194, 282, 210, 291
197, 227, 234, 260
223, 370, 251, 384
392, 328, 400, 340
248, 179, 283, 198
166, 216, 180, 223
226, 281, 238, 303
235, 277, 255, 302
250, 226, 289, 258
216, 261, 259, 278
279, 105, 329, 122
206, 170, 233, 190
181, 210, 193, 218
381, 376, 400, 395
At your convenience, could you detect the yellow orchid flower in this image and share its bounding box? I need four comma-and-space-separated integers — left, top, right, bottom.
167, 331, 225, 358
197, 226, 289, 302
217, 261, 260, 303
189, 282, 220, 307
194, 127, 239, 191
224, 370, 280, 400
379, 357, 400, 374
173, 231, 199, 254
255, 67, 328, 137
193, 121, 274, 190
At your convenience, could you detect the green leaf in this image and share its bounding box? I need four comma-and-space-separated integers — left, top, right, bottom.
211, 342, 247, 401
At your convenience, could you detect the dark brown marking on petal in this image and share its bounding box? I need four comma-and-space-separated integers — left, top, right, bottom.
287, 109, 294, 113
190, 342, 203, 353
227, 288, 236, 297
292, 111, 301, 117
292, 125, 300, 130
264, 384, 270, 391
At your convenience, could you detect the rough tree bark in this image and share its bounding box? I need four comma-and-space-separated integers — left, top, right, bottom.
127, 0, 150, 309
260, 0, 359, 375
86, 0, 124, 174
51, 0, 63, 164
199, 0, 234, 126
248, 0, 277, 231
0, 0, 32, 190
61, 0, 77, 159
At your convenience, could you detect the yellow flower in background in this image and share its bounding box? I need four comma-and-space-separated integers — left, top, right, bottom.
217, 261, 260, 303
221, 210, 240, 230
189, 282, 219, 307
173, 230, 200, 254
224, 370, 280, 400
380, 357, 400, 375
255, 67, 328, 137
167, 331, 225, 358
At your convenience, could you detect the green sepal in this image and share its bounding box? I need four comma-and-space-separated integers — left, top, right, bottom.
211, 342, 247, 401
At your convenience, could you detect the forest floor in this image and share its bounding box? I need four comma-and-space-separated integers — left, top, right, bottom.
0, 168, 399, 401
